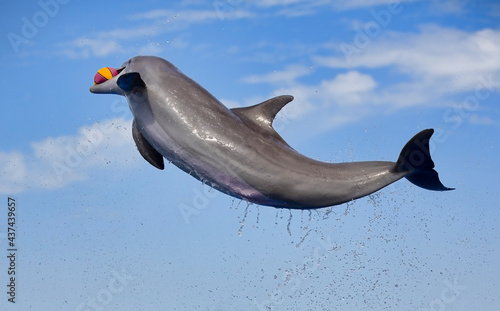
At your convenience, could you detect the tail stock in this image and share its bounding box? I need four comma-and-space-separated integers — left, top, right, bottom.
393, 129, 454, 191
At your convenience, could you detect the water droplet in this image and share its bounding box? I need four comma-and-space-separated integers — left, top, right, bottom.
237, 203, 250, 236
287, 209, 293, 236
295, 229, 312, 248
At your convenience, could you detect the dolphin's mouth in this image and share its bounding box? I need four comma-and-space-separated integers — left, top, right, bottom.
89, 66, 126, 95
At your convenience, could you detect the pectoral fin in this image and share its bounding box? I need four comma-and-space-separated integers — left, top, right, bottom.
132, 120, 164, 170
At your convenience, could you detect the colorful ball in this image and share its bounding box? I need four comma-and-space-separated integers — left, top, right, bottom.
94, 67, 119, 85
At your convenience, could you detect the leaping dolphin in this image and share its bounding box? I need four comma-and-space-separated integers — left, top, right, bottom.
89, 56, 453, 209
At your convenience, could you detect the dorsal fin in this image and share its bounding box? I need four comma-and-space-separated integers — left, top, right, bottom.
231, 95, 293, 128
231, 95, 294, 147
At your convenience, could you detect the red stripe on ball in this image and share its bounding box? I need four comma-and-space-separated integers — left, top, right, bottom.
94, 72, 108, 84
108, 67, 118, 76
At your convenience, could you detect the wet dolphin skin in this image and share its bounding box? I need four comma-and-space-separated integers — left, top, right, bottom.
90, 56, 453, 209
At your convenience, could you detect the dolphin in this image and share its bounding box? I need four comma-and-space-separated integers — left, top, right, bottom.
90, 56, 453, 209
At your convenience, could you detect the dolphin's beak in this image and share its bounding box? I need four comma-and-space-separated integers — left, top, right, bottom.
89, 67, 125, 95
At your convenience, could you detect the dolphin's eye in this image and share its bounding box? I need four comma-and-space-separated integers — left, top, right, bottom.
93, 67, 119, 85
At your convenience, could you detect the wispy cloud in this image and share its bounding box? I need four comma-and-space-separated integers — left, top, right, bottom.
319, 71, 377, 104
242, 64, 313, 84
429, 0, 469, 14
236, 25, 500, 133
57, 24, 166, 59
58, 8, 255, 59
57, 0, 423, 60
254, 0, 311, 7
468, 114, 498, 126
129, 9, 255, 22
253, 0, 413, 14
314, 25, 500, 91
253, 0, 330, 16
0, 152, 27, 194
59, 38, 122, 59
0, 118, 137, 194
331, 0, 414, 10
240, 68, 379, 129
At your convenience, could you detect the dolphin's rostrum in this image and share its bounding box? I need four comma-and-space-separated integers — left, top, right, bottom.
90, 56, 453, 209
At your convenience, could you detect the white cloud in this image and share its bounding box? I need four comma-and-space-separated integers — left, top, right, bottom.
429, 0, 468, 14
128, 9, 178, 21
242, 64, 312, 85
254, 0, 391, 8
254, 0, 309, 7
235, 25, 500, 133
0, 152, 27, 194
314, 26, 500, 92
468, 114, 496, 126
59, 38, 121, 59
129, 9, 255, 22
58, 25, 162, 59
253, 0, 332, 16
288, 71, 377, 122
333, 0, 414, 10
254, 0, 413, 13
0, 118, 138, 194
244, 69, 378, 130
320, 71, 376, 99
58, 8, 255, 59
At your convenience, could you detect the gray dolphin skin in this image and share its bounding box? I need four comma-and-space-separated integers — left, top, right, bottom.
90, 56, 453, 209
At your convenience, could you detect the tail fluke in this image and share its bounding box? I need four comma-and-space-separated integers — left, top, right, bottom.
394, 129, 454, 191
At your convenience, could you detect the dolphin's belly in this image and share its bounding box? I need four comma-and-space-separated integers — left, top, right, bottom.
141, 119, 279, 204
149, 121, 401, 208
139, 107, 405, 209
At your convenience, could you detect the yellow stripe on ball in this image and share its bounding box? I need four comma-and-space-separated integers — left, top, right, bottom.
98, 67, 114, 80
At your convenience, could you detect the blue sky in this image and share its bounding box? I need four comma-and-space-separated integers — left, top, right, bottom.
1, 0, 499, 310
